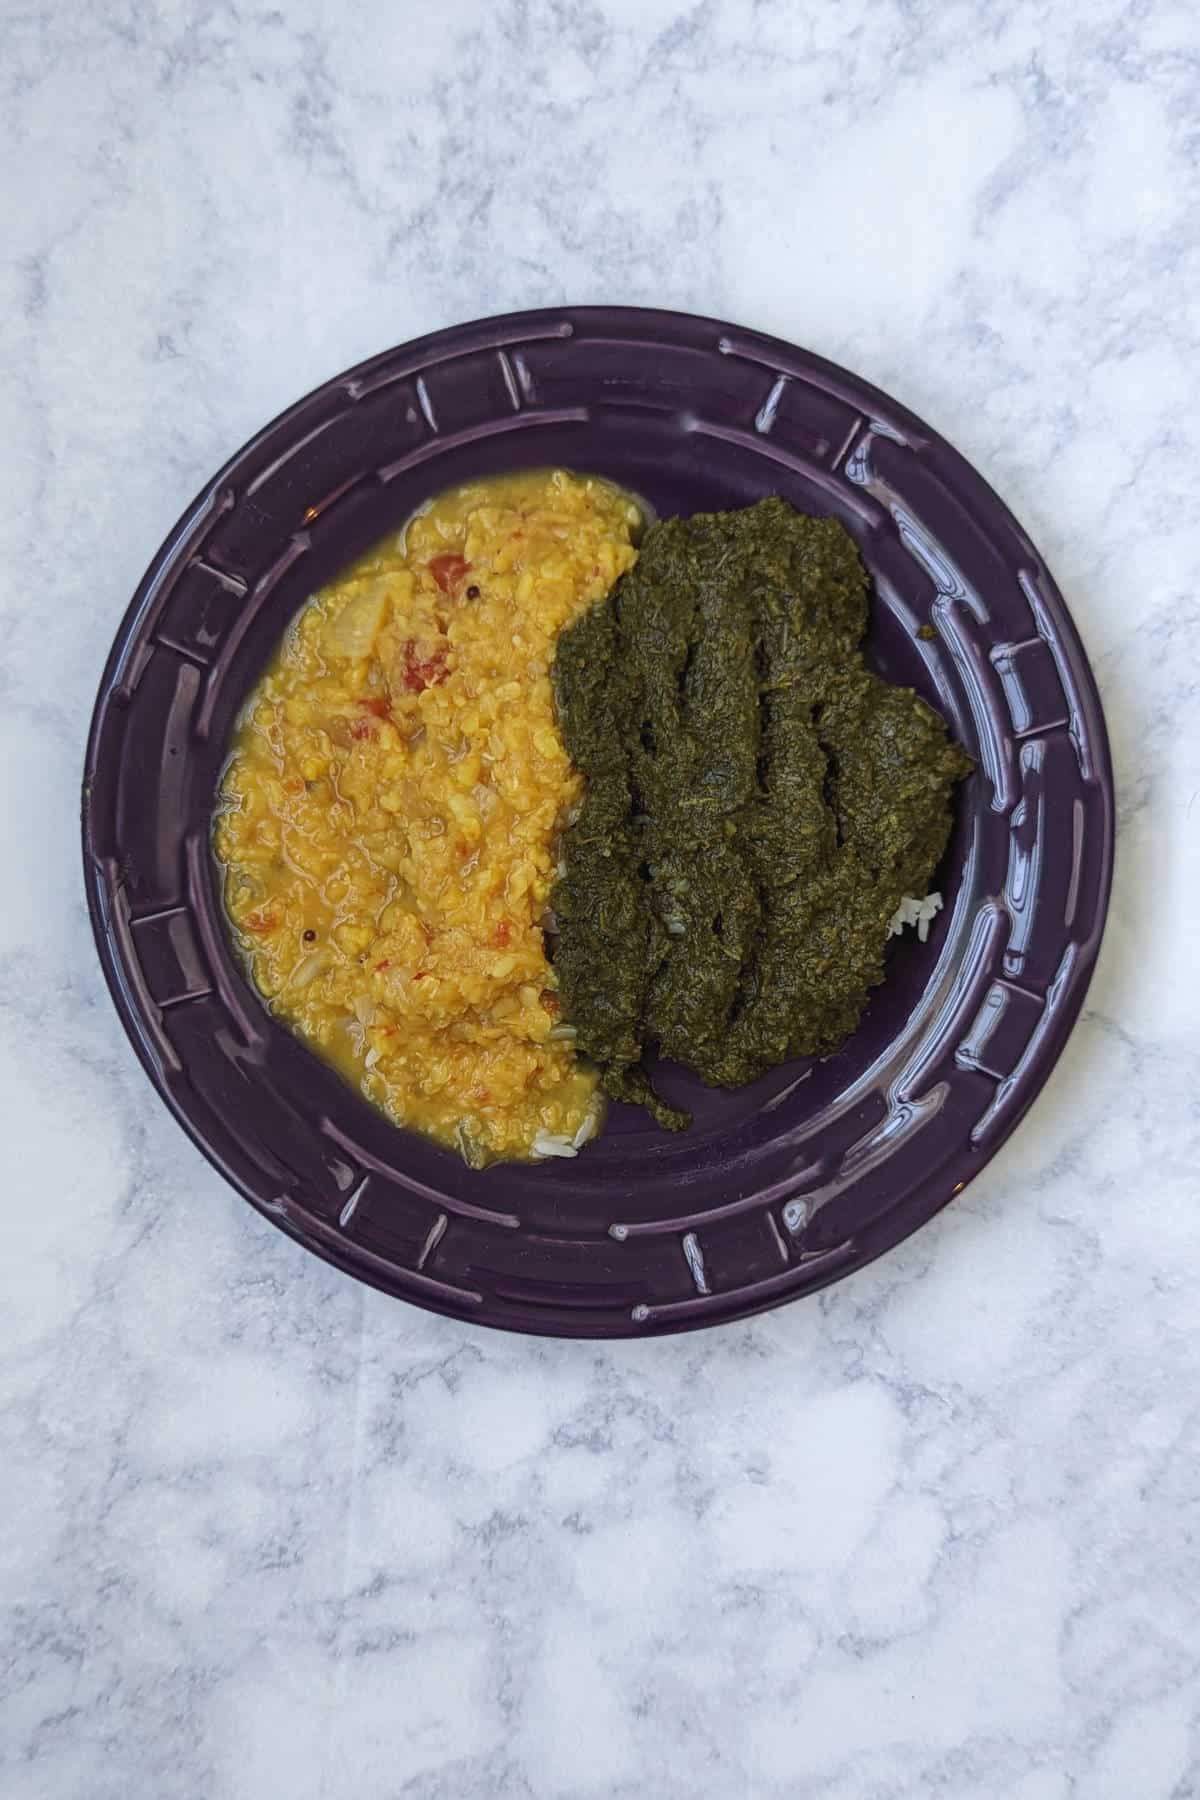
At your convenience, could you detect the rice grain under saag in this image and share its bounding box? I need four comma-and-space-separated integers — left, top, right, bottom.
550, 497, 973, 1129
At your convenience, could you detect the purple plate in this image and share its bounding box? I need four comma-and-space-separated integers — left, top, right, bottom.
81, 307, 1113, 1337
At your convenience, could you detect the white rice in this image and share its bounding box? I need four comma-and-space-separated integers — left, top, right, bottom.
532, 1129, 578, 1160
287, 949, 331, 991
532, 1106, 601, 1161
572, 1110, 600, 1149
887, 891, 943, 943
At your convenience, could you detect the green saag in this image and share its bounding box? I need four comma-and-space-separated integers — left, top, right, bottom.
550, 498, 973, 1129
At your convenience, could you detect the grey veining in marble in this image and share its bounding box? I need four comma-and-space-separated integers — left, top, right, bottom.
3, 1, 1199, 1795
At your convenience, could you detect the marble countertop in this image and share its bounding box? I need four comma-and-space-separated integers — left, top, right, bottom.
4, 2, 1198, 1794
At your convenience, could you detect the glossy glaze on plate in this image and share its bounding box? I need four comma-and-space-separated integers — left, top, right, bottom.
81, 307, 1114, 1337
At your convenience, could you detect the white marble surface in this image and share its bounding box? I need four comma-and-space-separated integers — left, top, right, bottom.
3, 1, 1199, 1794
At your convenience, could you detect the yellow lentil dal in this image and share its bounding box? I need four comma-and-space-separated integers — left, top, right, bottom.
214, 469, 640, 1165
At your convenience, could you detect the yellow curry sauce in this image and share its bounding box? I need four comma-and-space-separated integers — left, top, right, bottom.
214, 470, 640, 1165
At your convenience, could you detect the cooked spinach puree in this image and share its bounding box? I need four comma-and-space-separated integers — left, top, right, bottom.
550, 498, 973, 1129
